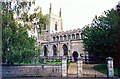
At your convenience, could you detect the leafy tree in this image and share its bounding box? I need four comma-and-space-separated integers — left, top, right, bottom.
2, 8, 37, 64
82, 9, 119, 57
29, 9, 49, 34
2, 1, 49, 65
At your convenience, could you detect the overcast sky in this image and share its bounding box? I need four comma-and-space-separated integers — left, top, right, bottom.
35, 0, 120, 31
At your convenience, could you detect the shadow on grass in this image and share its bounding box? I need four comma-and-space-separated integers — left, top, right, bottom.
94, 64, 118, 76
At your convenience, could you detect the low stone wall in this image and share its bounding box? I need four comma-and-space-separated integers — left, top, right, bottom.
2, 65, 62, 77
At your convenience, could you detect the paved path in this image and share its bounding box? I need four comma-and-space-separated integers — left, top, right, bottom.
82, 64, 107, 77
67, 63, 107, 77
68, 62, 77, 77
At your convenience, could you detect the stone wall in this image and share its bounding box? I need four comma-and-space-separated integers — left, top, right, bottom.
2, 65, 62, 77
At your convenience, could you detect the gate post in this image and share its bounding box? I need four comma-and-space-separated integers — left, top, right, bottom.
77, 57, 83, 77
106, 57, 114, 77
62, 56, 67, 77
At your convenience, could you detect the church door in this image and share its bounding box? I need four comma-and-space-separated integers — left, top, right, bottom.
72, 51, 78, 62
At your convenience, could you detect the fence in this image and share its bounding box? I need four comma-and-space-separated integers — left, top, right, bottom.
2, 56, 117, 78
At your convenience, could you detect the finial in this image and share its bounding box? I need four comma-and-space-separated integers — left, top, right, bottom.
59, 8, 61, 17
49, 3, 52, 14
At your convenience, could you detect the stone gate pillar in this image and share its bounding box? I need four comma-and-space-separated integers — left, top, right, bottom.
77, 57, 83, 77
106, 57, 114, 77
62, 56, 67, 77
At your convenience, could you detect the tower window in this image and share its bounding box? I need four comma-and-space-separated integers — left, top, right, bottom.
55, 22, 57, 31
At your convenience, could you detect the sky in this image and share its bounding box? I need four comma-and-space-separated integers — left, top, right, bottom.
35, 0, 119, 31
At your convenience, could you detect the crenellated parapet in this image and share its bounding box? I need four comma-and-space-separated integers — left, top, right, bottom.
50, 28, 82, 42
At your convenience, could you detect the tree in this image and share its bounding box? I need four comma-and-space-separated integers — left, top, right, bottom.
2, 1, 49, 65
2, 8, 37, 64
29, 8, 49, 34
82, 9, 119, 58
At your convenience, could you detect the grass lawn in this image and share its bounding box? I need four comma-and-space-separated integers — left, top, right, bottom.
13, 61, 70, 65
44, 61, 62, 65
43, 61, 70, 65
95, 64, 118, 76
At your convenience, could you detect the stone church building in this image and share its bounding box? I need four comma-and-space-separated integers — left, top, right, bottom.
39, 3, 85, 59
7, 1, 86, 61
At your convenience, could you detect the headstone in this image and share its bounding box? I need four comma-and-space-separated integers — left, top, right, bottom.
106, 57, 114, 77
62, 56, 67, 77
77, 57, 83, 77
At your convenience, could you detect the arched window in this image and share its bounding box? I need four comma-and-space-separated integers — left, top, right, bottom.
53, 37, 55, 41
63, 44, 68, 56
55, 22, 57, 31
60, 35, 63, 41
68, 35, 71, 40
64, 35, 67, 40
52, 45, 57, 56
43, 45, 47, 56
57, 36, 59, 41
76, 33, 80, 39
72, 34, 75, 40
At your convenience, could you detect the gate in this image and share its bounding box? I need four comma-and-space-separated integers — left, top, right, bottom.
82, 56, 107, 77
62, 56, 108, 77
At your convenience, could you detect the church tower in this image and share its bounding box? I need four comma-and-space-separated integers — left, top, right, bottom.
49, 3, 63, 33
41, 3, 63, 41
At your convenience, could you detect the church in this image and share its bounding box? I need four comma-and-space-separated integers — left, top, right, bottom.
39, 3, 86, 61
10, 0, 86, 61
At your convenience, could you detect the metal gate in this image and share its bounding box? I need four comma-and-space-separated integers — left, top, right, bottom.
82, 56, 107, 77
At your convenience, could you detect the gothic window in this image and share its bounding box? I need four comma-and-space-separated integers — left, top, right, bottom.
63, 44, 68, 56
57, 36, 59, 41
72, 34, 75, 40
68, 35, 71, 40
55, 22, 57, 31
43, 45, 47, 56
64, 35, 67, 40
76, 33, 80, 39
53, 37, 55, 41
60, 35, 63, 41
53, 45, 57, 56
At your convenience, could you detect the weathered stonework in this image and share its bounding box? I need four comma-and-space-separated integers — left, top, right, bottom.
39, 3, 85, 59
